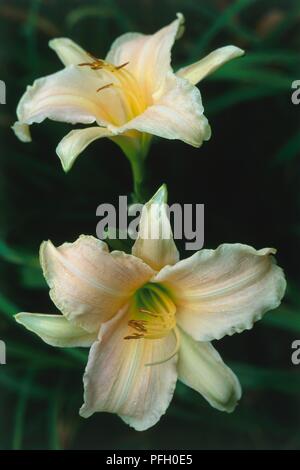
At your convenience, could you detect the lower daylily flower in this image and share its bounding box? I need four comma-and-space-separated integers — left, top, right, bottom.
15, 186, 286, 431
12, 14, 244, 174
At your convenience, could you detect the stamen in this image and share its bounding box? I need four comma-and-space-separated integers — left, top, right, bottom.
128, 319, 147, 333
97, 83, 114, 92
123, 282, 180, 364
78, 60, 105, 70
124, 308, 175, 339
124, 319, 147, 339
115, 61, 129, 70
111, 82, 144, 116
124, 333, 144, 340
78, 53, 147, 121
78, 54, 129, 73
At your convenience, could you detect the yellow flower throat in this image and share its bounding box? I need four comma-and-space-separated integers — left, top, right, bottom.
79, 53, 148, 121
125, 283, 177, 341
124, 283, 179, 366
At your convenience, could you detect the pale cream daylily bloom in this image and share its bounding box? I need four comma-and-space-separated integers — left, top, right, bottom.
12, 14, 244, 171
15, 186, 286, 431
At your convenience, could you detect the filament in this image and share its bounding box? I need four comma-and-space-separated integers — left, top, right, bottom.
145, 327, 181, 367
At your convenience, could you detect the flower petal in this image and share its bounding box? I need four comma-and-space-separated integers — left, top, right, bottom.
178, 328, 241, 412
154, 244, 286, 341
80, 307, 178, 431
57, 127, 152, 172
106, 13, 185, 98
177, 45, 245, 85
49, 38, 90, 67
115, 73, 211, 147
56, 127, 113, 172
15, 313, 96, 347
132, 184, 179, 271
11, 122, 32, 143
40, 235, 154, 333
16, 65, 111, 128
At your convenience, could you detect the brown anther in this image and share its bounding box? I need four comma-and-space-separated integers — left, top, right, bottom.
124, 333, 144, 340
115, 61, 129, 70
78, 53, 105, 70
78, 62, 102, 70
97, 83, 114, 92
128, 319, 147, 333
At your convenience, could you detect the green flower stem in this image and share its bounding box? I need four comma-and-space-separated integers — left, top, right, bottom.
129, 155, 146, 203
119, 133, 152, 203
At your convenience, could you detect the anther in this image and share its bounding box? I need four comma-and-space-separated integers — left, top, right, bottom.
124, 333, 144, 340
128, 319, 147, 333
115, 61, 129, 70
97, 83, 114, 92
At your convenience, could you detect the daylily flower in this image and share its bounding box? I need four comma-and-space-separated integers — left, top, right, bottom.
12, 14, 244, 174
15, 186, 286, 431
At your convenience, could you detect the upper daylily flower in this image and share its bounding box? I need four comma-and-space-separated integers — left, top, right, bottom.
15, 185, 286, 431
12, 14, 244, 172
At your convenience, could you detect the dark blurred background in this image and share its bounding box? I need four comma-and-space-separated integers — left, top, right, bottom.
0, 0, 300, 450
